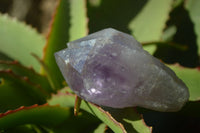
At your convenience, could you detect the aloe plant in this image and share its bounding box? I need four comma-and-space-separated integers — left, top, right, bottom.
0, 0, 200, 132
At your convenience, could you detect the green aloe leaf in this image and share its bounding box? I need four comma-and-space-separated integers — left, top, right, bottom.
94, 123, 107, 133
0, 104, 70, 130
0, 52, 13, 61
0, 70, 47, 112
43, 0, 88, 90
0, 14, 45, 72
48, 89, 151, 133
69, 0, 88, 41
123, 113, 152, 133
0, 61, 53, 94
0, 105, 100, 132
185, 0, 200, 55
143, 45, 157, 55
129, 0, 173, 42
169, 64, 200, 101
42, 0, 70, 89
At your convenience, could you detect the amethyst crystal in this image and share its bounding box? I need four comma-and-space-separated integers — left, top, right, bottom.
55, 28, 189, 112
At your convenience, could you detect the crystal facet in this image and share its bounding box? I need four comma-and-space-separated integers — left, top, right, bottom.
55, 28, 189, 112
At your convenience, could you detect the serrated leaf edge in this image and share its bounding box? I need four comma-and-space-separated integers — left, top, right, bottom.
0, 13, 43, 39
51, 91, 127, 133
0, 70, 49, 97
0, 103, 49, 118
42, 0, 60, 62
0, 60, 38, 76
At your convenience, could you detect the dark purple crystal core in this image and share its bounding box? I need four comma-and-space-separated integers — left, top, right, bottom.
55, 28, 189, 112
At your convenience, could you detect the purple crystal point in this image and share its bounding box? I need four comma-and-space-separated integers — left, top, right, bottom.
55, 28, 189, 112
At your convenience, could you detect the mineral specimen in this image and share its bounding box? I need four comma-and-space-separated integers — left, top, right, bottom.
55, 28, 189, 112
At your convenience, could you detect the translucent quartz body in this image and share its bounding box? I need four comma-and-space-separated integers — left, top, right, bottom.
55, 28, 189, 112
